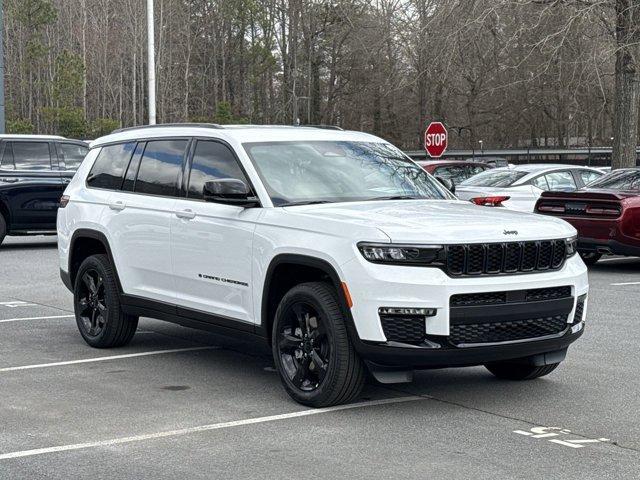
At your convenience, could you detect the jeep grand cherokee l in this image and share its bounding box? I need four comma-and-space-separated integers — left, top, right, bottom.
57, 124, 588, 407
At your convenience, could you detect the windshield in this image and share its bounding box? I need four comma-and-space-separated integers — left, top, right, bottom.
459, 169, 527, 187
586, 169, 640, 190
243, 141, 453, 206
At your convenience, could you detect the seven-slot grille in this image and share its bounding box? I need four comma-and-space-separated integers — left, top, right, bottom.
445, 240, 566, 276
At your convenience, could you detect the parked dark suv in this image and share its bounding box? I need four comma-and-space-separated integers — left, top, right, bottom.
0, 135, 88, 245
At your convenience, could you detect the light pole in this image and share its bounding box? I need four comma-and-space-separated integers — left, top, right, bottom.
478, 140, 484, 155
0, 0, 5, 134
146, 0, 156, 125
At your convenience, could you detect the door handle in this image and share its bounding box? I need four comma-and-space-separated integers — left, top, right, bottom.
109, 201, 126, 211
1, 178, 18, 183
175, 209, 196, 220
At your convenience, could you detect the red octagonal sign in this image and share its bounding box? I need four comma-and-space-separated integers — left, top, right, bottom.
424, 122, 448, 158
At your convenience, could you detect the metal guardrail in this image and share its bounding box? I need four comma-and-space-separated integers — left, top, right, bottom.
404, 147, 640, 166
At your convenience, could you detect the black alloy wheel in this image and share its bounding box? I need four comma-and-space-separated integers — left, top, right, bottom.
272, 282, 365, 407
277, 301, 330, 392
73, 254, 138, 348
76, 269, 108, 337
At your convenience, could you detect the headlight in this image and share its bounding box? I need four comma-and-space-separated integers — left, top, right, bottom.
358, 242, 445, 266
565, 236, 578, 257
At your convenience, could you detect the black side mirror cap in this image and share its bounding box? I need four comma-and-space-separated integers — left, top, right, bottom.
203, 179, 260, 207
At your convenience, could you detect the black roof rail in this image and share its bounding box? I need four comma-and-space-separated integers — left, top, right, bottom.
112, 123, 224, 134
301, 125, 344, 131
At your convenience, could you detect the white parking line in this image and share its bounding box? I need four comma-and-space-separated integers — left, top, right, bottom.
0, 396, 423, 460
0, 346, 217, 373
0, 314, 75, 324
610, 281, 640, 286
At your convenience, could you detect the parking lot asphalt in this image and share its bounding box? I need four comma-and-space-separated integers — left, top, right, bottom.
1, 236, 639, 479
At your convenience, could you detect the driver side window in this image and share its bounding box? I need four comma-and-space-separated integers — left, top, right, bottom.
187, 140, 251, 200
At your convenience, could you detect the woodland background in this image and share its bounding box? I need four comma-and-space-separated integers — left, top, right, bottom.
4, 0, 639, 153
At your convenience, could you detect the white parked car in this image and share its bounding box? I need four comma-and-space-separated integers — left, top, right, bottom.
455, 164, 604, 211
57, 124, 588, 407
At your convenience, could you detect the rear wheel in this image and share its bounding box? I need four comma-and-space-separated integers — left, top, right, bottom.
485, 362, 560, 380
74, 254, 138, 348
579, 251, 602, 266
272, 282, 365, 407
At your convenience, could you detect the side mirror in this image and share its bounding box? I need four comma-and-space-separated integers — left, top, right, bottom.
436, 176, 455, 194
203, 179, 259, 207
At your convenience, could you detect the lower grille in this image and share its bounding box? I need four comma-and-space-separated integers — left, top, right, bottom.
380, 315, 425, 344
449, 315, 568, 346
450, 286, 571, 307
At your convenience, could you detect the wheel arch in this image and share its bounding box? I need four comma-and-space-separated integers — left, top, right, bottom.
260, 254, 355, 345
69, 229, 122, 292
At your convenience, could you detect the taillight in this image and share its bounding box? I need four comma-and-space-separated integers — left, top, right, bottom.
538, 204, 565, 213
471, 196, 510, 206
59, 195, 70, 208
585, 205, 620, 216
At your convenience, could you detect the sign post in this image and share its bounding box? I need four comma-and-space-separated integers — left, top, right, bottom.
424, 122, 448, 158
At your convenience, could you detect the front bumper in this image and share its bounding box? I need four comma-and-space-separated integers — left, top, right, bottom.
352, 324, 584, 369
339, 253, 588, 367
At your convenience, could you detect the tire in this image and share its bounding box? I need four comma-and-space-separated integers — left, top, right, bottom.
73, 254, 138, 348
579, 251, 602, 266
0, 213, 6, 246
272, 281, 365, 407
485, 362, 560, 380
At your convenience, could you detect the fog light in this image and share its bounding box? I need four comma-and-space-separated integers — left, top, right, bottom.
378, 307, 437, 316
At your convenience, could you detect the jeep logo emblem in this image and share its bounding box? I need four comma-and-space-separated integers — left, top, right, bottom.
503, 230, 518, 235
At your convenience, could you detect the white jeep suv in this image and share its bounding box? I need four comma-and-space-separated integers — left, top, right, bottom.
58, 124, 588, 407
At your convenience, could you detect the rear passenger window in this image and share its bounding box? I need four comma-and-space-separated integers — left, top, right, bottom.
579, 170, 601, 186
187, 140, 251, 200
87, 142, 136, 190
58, 143, 89, 171
9, 142, 52, 171
532, 176, 549, 190
134, 140, 187, 197
545, 171, 576, 191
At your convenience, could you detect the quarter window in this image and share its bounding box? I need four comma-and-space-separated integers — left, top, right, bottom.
7, 142, 52, 171
58, 143, 89, 171
134, 140, 187, 197
87, 142, 136, 190
187, 140, 251, 200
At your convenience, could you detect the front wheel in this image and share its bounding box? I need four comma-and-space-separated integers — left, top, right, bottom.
485, 362, 560, 380
272, 282, 365, 407
74, 254, 138, 348
0, 214, 6, 246
579, 251, 602, 266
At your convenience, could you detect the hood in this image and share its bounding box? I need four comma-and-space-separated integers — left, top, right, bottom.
284, 200, 575, 243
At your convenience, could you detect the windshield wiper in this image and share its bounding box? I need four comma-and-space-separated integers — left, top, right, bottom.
365, 195, 422, 201
280, 200, 334, 207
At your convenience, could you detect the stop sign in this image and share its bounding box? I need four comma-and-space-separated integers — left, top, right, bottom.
424, 122, 448, 158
